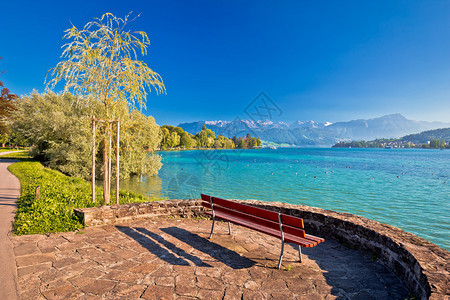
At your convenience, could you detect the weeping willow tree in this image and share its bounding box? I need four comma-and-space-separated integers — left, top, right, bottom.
46, 12, 165, 204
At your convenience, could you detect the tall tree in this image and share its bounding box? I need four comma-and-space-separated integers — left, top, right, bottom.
46, 13, 165, 204
0, 57, 18, 139
167, 131, 180, 148
196, 125, 215, 148
160, 127, 170, 149
8, 92, 162, 180
180, 131, 194, 149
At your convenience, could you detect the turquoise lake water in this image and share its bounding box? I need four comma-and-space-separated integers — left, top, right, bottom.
121, 148, 450, 250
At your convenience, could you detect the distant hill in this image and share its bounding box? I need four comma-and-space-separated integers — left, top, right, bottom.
401, 127, 450, 143
177, 114, 450, 146
332, 127, 450, 148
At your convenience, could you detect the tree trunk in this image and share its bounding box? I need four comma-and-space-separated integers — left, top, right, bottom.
115, 121, 120, 205
92, 118, 96, 203
108, 123, 112, 203
103, 136, 109, 205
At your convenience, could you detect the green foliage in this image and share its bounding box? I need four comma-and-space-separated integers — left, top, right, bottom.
10, 161, 97, 234
196, 126, 216, 148
0, 132, 28, 148
9, 161, 155, 235
9, 92, 95, 177
0, 132, 8, 146
428, 139, 446, 149
159, 124, 261, 150
180, 131, 194, 149
118, 109, 162, 178
160, 125, 237, 150
167, 131, 181, 148
45, 13, 166, 204
402, 127, 450, 144
8, 92, 162, 179
160, 125, 197, 150
232, 134, 261, 149
214, 135, 234, 149
160, 127, 170, 148
0, 57, 18, 136
46, 12, 165, 114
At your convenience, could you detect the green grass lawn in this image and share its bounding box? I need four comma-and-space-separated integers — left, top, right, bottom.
8, 161, 156, 235
0, 151, 33, 160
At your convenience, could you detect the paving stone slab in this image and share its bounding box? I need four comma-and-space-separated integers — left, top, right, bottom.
17, 262, 52, 278
12, 217, 410, 299
13, 242, 41, 256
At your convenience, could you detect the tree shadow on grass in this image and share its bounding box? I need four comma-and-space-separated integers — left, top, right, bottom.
160, 226, 256, 269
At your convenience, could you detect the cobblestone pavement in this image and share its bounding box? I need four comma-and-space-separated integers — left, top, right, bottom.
11, 218, 409, 299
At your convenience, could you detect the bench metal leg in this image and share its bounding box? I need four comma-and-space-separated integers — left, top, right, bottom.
209, 216, 215, 239
228, 222, 232, 235
298, 245, 302, 263
277, 213, 285, 269
277, 240, 285, 269
209, 196, 215, 239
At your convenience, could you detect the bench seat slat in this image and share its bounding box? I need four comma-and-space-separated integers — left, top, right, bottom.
202, 200, 309, 239
204, 211, 319, 248
210, 203, 307, 238
201, 194, 305, 229
210, 196, 280, 222
200, 194, 324, 250
305, 234, 325, 243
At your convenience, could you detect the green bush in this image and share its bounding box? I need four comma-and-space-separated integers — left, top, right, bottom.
8, 92, 162, 180
9, 161, 156, 235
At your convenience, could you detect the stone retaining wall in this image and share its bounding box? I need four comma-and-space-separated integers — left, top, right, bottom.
74, 199, 449, 299
74, 200, 204, 227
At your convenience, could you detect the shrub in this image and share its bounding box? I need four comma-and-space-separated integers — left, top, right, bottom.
9, 161, 155, 235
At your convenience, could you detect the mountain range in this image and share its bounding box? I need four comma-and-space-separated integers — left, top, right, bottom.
177, 114, 450, 146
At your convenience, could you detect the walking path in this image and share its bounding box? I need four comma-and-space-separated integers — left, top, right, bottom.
0, 152, 21, 299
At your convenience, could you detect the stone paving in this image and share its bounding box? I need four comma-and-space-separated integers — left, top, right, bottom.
11, 217, 410, 299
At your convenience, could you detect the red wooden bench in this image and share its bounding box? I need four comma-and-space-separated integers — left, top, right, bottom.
200, 194, 324, 268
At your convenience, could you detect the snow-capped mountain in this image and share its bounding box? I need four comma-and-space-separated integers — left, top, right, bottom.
290, 120, 329, 129
177, 114, 450, 146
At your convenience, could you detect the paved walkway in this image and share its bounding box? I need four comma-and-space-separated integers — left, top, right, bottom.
11, 218, 409, 299
0, 155, 21, 300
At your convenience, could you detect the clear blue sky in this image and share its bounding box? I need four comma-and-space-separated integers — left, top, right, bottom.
1, 1, 449, 125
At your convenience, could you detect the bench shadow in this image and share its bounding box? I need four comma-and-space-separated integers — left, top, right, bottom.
0, 202, 17, 206
116, 226, 211, 267
160, 227, 256, 270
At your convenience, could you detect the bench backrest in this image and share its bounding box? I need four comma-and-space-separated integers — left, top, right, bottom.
200, 194, 305, 238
